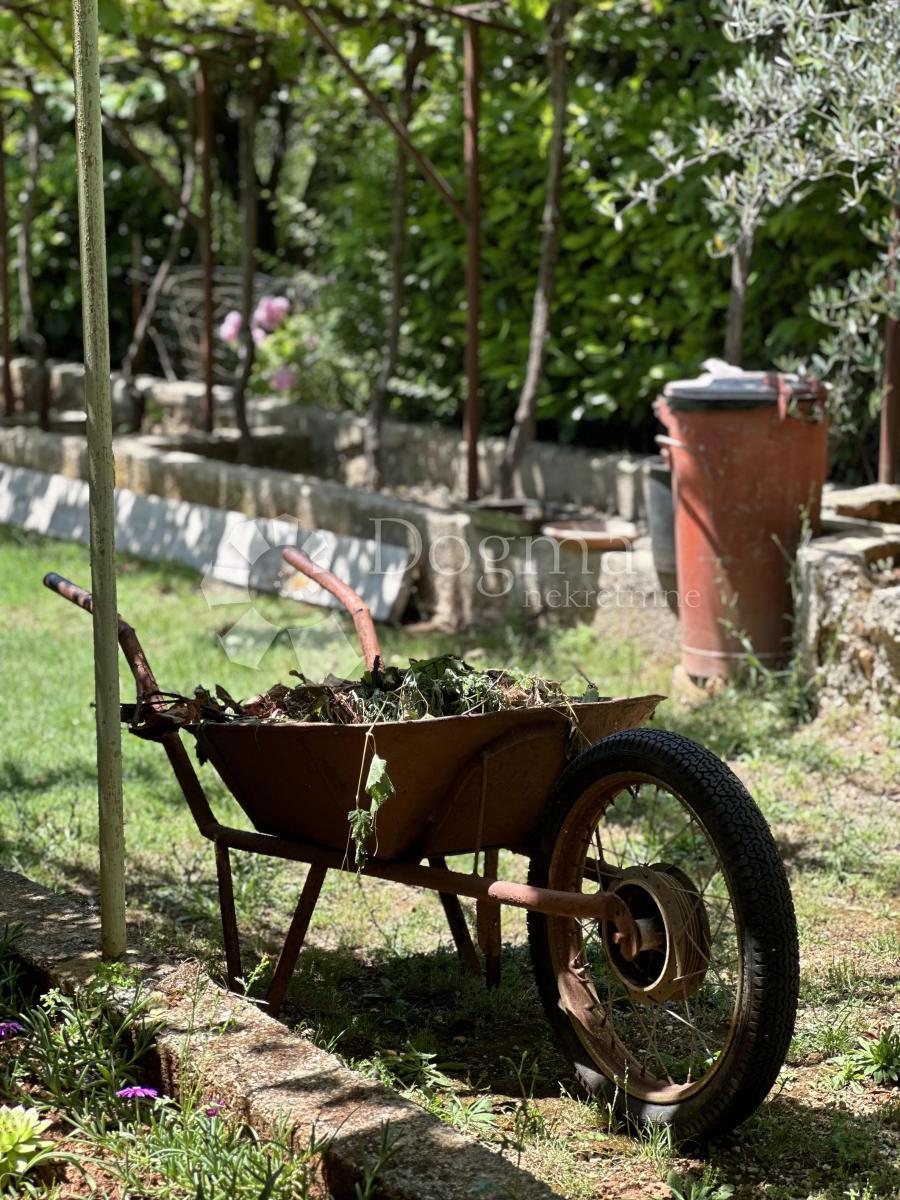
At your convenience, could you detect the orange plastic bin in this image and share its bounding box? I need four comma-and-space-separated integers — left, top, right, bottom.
657, 370, 828, 680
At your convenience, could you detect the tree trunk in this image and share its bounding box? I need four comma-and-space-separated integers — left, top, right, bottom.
16, 92, 51, 429
498, 1, 577, 500
121, 155, 196, 430
0, 103, 13, 418
364, 27, 428, 491
232, 89, 258, 465
724, 222, 755, 367
879, 202, 900, 485
130, 230, 145, 376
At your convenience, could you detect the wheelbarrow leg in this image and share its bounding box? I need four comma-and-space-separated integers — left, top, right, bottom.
265, 864, 327, 1019
476, 848, 502, 989
428, 856, 480, 978
215, 843, 243, 990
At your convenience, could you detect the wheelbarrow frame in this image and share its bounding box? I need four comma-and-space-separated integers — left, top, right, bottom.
44, 569, 661, 1017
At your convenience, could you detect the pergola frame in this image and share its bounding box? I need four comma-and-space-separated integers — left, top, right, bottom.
3, 0, 524, 499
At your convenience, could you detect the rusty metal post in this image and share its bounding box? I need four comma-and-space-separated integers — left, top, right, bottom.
196, 58, 214, 433
285, 0, 465, 225
215, 841, 243, 989
266, 863, 327, 1016
429, 855, 481, 976
463, 20, 481, 502
476, 846, 502, 987
72, 0, 127, 959
0, 104, 13, 417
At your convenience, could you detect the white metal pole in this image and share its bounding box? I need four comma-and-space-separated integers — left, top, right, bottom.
71, 0, 127, 958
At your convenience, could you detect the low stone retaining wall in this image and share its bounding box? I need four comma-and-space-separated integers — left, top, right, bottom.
0, 425, 669, 629
0, 867, 562, 1200
2, 355, 647, 519
798, 484, 900, 713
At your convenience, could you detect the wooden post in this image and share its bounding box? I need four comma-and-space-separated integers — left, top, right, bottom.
72, 0, 127, 959
196, 58, 214, 433
0, 104, 13, 418
463, 20, 481, 502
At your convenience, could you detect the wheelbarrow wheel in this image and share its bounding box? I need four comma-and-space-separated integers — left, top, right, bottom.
527, 728, 798, 1144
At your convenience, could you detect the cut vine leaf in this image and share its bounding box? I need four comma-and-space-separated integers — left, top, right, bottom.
348, 753, 395, 869
365, 754, 395, 805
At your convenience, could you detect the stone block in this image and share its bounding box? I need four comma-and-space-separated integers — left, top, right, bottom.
825, 482, 900, 524
50, 361, 86, 408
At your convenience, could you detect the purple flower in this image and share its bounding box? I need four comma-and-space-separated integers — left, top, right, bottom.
0, 1021, 23, 1039
204, 1101, 222, 1118
219, 310, 243, 345
253, 295, 290, 332
271, 364, 299, 393
116, 1086, 158, 1100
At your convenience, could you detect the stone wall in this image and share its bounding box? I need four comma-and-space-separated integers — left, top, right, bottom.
1, 356, 648, 520
797, 484, 900, 713
0, 425, 670, 630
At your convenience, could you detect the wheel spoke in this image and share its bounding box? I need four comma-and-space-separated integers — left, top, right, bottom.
547, 768, 741, 1101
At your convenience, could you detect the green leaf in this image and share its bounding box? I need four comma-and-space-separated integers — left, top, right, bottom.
99, 0, 125, 35
365, 754, 395, 808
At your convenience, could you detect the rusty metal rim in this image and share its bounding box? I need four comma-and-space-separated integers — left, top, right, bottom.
546, 770, 742, 1106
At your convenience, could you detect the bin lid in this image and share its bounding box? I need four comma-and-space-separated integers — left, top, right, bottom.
663, 359, 821, 411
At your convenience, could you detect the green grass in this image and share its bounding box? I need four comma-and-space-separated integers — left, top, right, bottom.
1, 527, 898, 1200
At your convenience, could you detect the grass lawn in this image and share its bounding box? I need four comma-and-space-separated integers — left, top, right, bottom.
0, 526, 897, 1200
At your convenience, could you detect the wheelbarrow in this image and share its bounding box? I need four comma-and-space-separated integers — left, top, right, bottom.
44, 550, 799, 1142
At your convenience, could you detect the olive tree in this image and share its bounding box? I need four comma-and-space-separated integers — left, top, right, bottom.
619, 0, 900, 481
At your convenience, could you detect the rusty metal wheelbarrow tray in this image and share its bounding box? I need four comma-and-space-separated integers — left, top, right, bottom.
196, 694, 661, 861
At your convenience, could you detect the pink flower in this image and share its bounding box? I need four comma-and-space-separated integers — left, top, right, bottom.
272, 364, 299, 393
204, 1101, 223, 1118
253, 295, 290, 332
116, 1086, 158, 1100
252, 325, 268, 347
219, 311, 242, 345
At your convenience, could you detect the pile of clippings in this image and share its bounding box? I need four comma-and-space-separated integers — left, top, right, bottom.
177, 655, 599, 727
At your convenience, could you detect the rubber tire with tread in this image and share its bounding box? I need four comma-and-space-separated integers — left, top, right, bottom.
527, 727, 799, 1144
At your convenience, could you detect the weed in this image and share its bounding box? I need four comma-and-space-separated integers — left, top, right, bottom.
354, 1041, 457, 1095
633, 1120, 675, 1170
501, 1052, 549, 1152
667, 1166, 734, 1200
443, 1094, 497, 1137
791, 1002, 862, 1061
354, 1122, 400, 1200
832, 1027, 900, 1088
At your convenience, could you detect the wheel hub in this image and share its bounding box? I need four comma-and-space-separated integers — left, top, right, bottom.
601, 863, 711, 1003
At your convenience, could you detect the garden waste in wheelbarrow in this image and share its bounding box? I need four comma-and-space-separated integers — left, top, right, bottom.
196, 696, 662, 859
43, 547, 799, 1144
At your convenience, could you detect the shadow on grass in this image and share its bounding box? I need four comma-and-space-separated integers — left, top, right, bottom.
0, 754, 177, 800
278, 939, 568, 1100
716, 1090, 900, 1198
